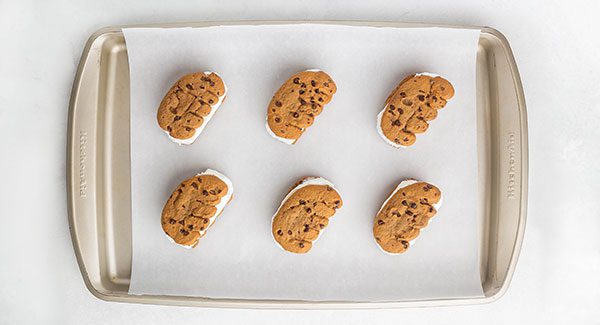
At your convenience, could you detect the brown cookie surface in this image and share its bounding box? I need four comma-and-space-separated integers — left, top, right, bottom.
272, 177, 343, 253
266, 70, 337, 144
157, 72, 226, 142
378, 74, 454, 147
161, 171, 232, 248
373, 180, 442, 254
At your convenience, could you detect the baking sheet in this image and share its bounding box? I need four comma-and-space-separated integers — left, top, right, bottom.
124, 24, 483, 301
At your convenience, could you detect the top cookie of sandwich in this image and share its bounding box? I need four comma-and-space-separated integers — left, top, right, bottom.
272, 177, 343, 254
378, 74, 454, 147
157, 72, 226, 142
373, 181, 441, 254
266, 70, 337, 144
161, 173, 230, 248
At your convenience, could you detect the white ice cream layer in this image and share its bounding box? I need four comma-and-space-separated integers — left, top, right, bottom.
167, 72, 228, 145
265, 121, 296, 145
197, 169, 234, 236
168, 169, 234, 249
271, 177, 339, 251
415, 72, 440, 78
375, 179, 443, 256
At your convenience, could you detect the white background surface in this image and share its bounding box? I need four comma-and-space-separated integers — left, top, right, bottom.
124, 26, 481, 300
0, 0, 599, 323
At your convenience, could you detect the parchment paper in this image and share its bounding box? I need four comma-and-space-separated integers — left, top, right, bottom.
124, 24, 483, 301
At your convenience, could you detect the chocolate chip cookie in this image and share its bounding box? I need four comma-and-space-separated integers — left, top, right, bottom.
161, 169, 233, 248
272, 177, 343, 253
373, 180, 442, 254
266, 70, 337, 144
378, 73, 454, 147
157, 72, 227, 145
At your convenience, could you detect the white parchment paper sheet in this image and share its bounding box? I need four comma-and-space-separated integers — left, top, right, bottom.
124, 24, 483, 301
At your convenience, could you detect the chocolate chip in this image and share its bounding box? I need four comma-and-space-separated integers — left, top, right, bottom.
303, 224, 309, 232
203, 219, 209, 224
401, 200, 408, 206
423, 186, 429, 191
188, 225, 194, 230
299, 199, 306, 205
334, 200, 340, 207
429, 207, 434, 213
393, 120, 401, 126
377, 220, 384, 225
406, 210, 413, 216
287, 230, 292, 235
324, 82, 329, 87
318, 97, 323, 102
315, 89, 320, 94
311, 80, 316, 87
417, 95, 425, 101
410, 203, 417, 209
185, 84, 193, 90
275, 101, 282, 107
401, 240, 409, 249
426, 184, 433, 189
398, 108, 404, 114
202, 190, 208, 196
299, 242, 305, 248
319, 224, 325, 229
209, 81, 215, 87
389, 105, 395, 111
180, 229, 189, 235
301, 83, 306, 88
400, 92, 406, 97
168, 218, 176, 224
274, 117, 281, 123
403, 137, 409, 142
300, 99, 307, 105
326, 186, 333, 191
299, 89, 305, 95
293, 112, 299, 118
277, 229, 283, 236
191, 183, 198, 190
178, 220, 185, 225
420, 198, 429, 204
173, 116, 181, 121
305, 208, 312, 213
199, 226, 204, 231
293, 77, 300, 84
